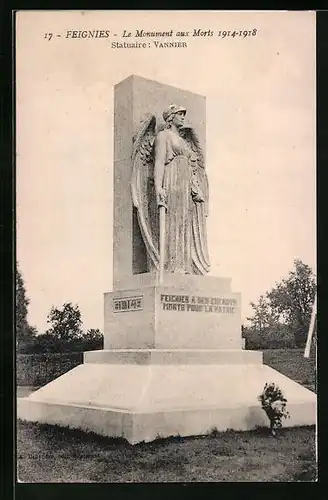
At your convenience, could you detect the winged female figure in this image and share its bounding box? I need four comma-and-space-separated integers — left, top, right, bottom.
131, 104, 211, 276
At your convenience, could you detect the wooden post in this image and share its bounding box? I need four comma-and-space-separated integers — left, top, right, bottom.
304, 293, 317, 358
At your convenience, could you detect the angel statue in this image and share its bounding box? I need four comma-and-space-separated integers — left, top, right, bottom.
131, 104, 211, 280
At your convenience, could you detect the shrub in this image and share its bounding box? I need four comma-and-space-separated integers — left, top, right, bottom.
244, 325, 296, 350
16, 352, 83, 386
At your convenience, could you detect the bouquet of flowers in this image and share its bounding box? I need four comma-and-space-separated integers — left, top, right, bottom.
258, 383, 290, 435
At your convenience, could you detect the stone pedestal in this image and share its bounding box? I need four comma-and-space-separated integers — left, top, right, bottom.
18, 273, 316, 445
104, 274, 242, 350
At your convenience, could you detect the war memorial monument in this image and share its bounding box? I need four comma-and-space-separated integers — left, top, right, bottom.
18, 75, 316, 444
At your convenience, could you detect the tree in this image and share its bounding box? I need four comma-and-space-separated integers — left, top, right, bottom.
16, 263, 37, 351
32, 326, 104, 353
16, 264, 29, 340
267, 259, 316, 347
247, 295, 279, 334
32, 303, 104, 353
246, 259, 316, 349
83, 328, 104, 351
245, 294, 283, 348
30, 332, 62, 353
46, 302, 83, 342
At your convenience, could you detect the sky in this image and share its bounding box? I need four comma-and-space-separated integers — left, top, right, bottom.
16, 10, 316, 333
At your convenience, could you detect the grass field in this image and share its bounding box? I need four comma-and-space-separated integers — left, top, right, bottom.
17, 348, 317, 482
263, 349, 316, 392
17, 422, 316, 483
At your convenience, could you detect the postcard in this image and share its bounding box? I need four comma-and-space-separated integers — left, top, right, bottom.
16, 10, 317, 483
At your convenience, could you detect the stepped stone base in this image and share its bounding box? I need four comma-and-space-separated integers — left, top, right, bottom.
17, 349, 316, 444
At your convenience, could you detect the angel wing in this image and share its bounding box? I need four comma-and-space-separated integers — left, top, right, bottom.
180, 126, 211, 275
131, 114, 160, 271
180, 126, 204, 168
180, 126, 208, 210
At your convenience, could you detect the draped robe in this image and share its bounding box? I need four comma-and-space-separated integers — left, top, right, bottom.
154, 129, 210, 275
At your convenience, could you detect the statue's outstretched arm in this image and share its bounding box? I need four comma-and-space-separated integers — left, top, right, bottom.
154, 131, 167, 206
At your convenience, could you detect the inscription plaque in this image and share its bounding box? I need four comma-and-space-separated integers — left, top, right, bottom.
160, 294, 237, 314
113, 296, 143, 313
